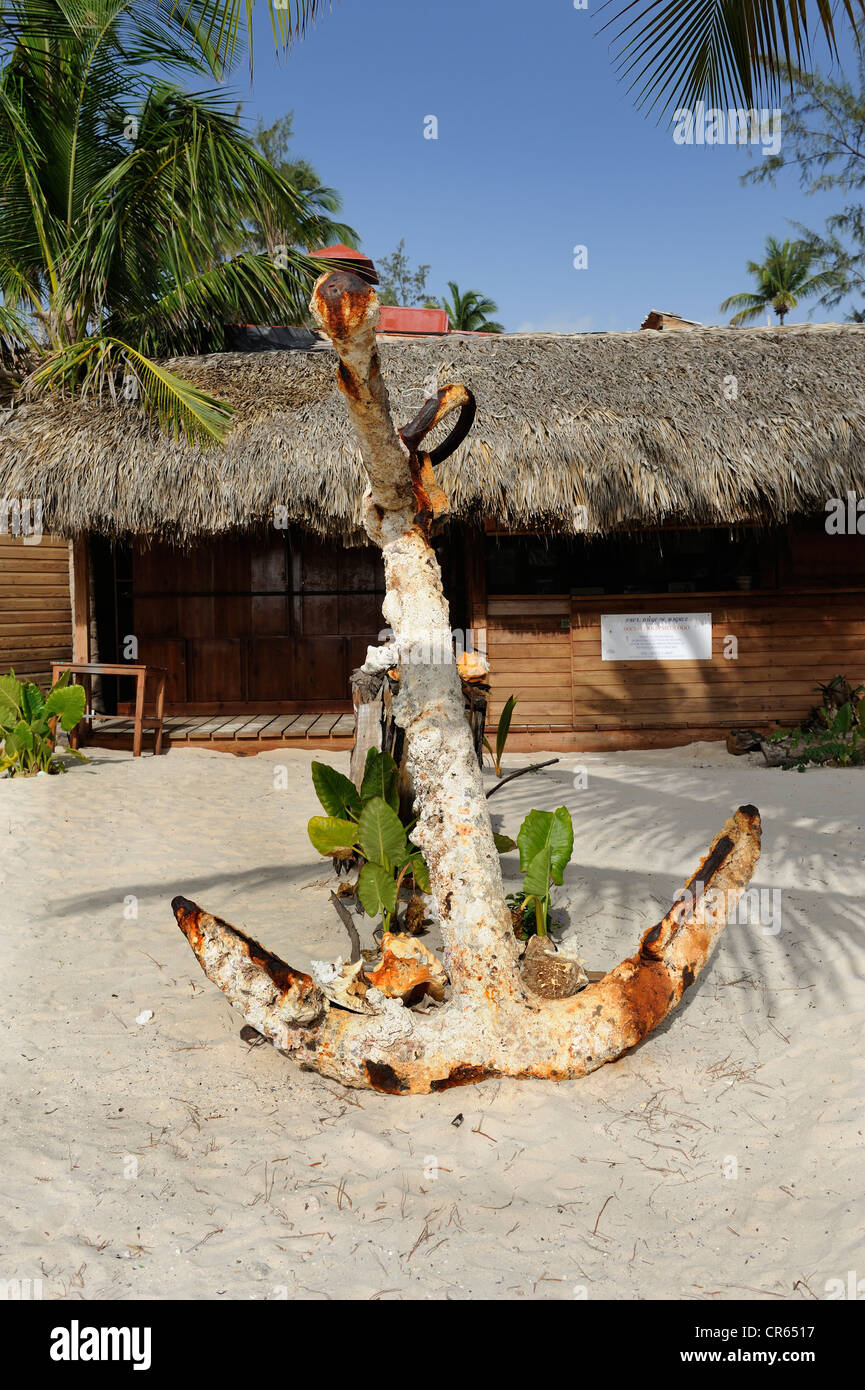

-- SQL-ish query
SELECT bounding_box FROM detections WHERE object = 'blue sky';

[232,0,862,332]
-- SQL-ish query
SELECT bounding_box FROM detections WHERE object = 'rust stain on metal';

[399,384,475,533]
[365,932,446,1003]
[399,384,476,464]
[430,1064,501,1091]
[641,923,663,954]
[682,833,735,900]
[171,896,321,1007]
[311,271,376,342]
[409,452,449,528]
[337,359,363,401]
[608,963,678,1047]
[364,1060,409,1093]
[512,1064,571,1082]
[172,895,205,951]
[640,819,743,964]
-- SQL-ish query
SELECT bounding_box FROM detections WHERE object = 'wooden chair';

[51,663,167,757]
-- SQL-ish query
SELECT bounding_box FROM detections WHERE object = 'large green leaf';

[311,761,361,820]
[406,850,430,893]
[832,702,853,736]
[523,845,553,901]
[6,720,34,756]
[44,683,86,732]
[307,816,359,856]
[360,748,400,812]
[496,694,517,770]
[20,681,46,721]
[0,674,23,728]
[516,806,573,885]
[357,862,398,921]
[357,796,407,870]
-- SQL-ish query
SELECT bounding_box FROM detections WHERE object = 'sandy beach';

[1,741,863,1301]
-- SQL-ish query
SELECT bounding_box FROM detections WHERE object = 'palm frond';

[0,298,36,352]
[59,83,331,333]
[117,252,320,353]
[30,335,234,441]
[161,0,335,75]
[601,0,865,115]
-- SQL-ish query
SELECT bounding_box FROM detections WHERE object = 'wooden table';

[51,663,167,757]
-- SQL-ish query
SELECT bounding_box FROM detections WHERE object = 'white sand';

[1,741,863,1301]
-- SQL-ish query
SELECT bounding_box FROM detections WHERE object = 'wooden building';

[639,309,703,331]
[2,321,864,750]
[0,531,72,687]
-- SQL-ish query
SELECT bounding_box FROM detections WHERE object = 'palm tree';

[441,282,503,333]
[0,0,337,441]
[4,0,861,447]
[720,236,842,325]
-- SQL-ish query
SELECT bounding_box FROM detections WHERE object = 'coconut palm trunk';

[172,272,763,1093]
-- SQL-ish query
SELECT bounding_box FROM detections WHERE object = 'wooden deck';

[78,710,736,757]
[81,710,356,755]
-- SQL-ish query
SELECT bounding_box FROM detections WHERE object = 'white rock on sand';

[1,742,862,1300]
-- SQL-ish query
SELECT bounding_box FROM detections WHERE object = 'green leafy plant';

[484,694,517,778]
[765,676,865,769]
[787,724,865,770]
[505,805,574,937]
[815,675,864,727]
[0,669,87,776]
[307,749,429,931]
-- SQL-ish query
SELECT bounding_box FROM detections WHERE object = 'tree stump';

[350,664,488,801]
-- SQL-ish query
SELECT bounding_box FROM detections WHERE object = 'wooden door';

[128,529,384,712]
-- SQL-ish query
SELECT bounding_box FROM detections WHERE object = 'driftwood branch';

[330,891,361,964]
[486,758,559,798]
[171,271,764,1094]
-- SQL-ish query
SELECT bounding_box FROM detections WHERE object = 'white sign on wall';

[601,612,712,662]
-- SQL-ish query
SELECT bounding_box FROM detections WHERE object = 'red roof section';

[377,305,450,335]
[309,242,368,262]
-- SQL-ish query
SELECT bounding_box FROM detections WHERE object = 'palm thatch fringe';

[1,323,863,541]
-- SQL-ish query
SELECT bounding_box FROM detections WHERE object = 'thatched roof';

[2,322,864,541]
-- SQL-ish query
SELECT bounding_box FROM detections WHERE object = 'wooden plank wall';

[486,596,573,729]
[487,591,865,741]
[0,534,72,686]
